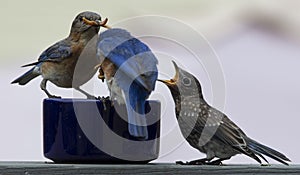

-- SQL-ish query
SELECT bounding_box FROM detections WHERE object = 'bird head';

[158,61,203,100]
[70,11,110,35]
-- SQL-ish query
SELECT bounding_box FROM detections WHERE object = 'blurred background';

[1,0,300,164]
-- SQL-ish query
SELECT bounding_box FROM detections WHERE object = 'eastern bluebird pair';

[97,28,158,139]
[159,61,290,165]
[12,11,109,98]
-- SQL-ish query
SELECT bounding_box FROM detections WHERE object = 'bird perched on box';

[159,61,290,165]
[12,11,109,98]
[97,28,158,139]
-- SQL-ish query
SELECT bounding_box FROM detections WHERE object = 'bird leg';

[40,79,61,98]
[176,158,211,165]
[75,87,95,99]
[176,157,228,166]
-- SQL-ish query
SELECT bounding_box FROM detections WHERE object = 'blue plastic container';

[43,98,160,163]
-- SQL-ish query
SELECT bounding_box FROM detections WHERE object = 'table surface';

[0,162,300,175]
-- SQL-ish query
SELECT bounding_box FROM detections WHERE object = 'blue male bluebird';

[159,61,290,165]
[12,11,109,98]
[97,28,158,139]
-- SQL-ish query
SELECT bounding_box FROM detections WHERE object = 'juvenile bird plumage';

[159,61,290,165]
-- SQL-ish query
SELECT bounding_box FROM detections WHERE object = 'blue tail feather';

[126,84,148,139]
[11,67,39,85]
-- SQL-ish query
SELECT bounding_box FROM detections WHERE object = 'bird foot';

[48,95,61,99]
[207,160,223,165]
[176,160,206,165]
[96,96,111,110]
[261,163,270,167]
[176,159,223,166]
[176,161,189,165]
[96,96,110,101]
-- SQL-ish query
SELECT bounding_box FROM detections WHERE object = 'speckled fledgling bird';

[159,61,290,165]
[11,11,109,98]
[97,28,158,139]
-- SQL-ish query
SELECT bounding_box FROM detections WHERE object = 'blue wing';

[38,40,72,62]
[98,28,158,91]
[98,28,158,138]
[21,40,72,68]
[13,40,72,85]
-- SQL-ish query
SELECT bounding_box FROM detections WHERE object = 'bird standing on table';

[97,28,158,139]
[159,61,290,165]
[12,11,109,98]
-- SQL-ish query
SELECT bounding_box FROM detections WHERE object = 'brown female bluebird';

[159,61,290,165]
[97,28,158,139]
[11,11,109,98]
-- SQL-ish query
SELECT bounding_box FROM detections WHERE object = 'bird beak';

[157,60,180,86]
[82,17,111,29]
[157,79,176,86]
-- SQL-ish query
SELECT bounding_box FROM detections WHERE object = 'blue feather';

[98,28,158,138]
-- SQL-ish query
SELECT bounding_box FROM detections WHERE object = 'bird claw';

[176,161,187,165]
[261,163,270,166]
[96,96,110,101]
[207,161,223,165]
[176,159,223,165]
[176,161,205,165]
[96,96,111,110]
[48,95,61,99]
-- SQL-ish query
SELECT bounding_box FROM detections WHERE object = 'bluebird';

[97,28,158,139]
[11,11,109,98]
[158,61,290,165]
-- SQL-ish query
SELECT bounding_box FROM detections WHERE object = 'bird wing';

[194,105,261,163]
[21,40,72,67]
[98,34,158,91]
[97,29,158,138]
[38,40,72,62]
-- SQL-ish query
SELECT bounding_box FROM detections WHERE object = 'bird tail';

[11,67,40,85]
[126,96,148,140]
[246,137,291,165]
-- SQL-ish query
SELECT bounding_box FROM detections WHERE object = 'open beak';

[82,17,111,29]
[157,60,179,86]
[157,79,176,86]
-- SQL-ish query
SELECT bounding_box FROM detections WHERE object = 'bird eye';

[182,77,191,86]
